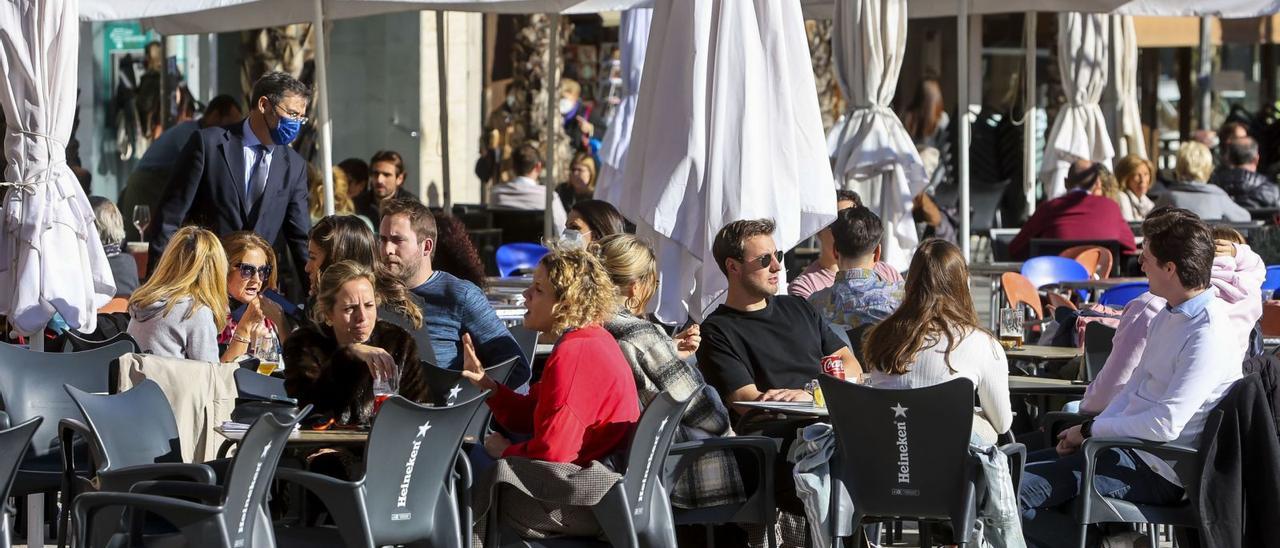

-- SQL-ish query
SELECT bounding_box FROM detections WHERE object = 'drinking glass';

[132,205,151,242]
[998,308,1025,350]
[253,330,281,375]
[371,361,401,415]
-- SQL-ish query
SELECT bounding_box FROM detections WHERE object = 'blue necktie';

[246,144,268,213]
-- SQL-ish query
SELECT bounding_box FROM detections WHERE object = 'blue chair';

[1021,256,1090,300]
[1263,265,1280,292]
[495,242,550,277]
[1098,282,1150,308]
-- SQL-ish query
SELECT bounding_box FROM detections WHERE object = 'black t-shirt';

[697,295,846,397]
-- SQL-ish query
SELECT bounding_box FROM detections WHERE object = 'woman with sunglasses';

[218,232,286,362]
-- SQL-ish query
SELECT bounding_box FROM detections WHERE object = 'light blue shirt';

[241,118,275,195]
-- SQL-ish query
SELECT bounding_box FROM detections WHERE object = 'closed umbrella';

[829,0,926,272]
[619,0,836,322]
[1040,12,1114,198]
[593,7,652,207]
[0,0,114,337]
[1113,15,1146,159]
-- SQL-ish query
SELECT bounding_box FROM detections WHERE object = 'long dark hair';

[901,78,945,144]
[863,239,982,374]
[309,215,423,328]
[431,212,488,290]
[570,200,626,239]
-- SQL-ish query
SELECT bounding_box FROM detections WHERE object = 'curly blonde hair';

[539,245,617,334]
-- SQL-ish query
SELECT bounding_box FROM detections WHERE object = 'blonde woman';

[218,232,288,362]
[1155,141,1250,221]
[1113,154,1156,221]
[127,226,228,363]
[307,164,370,228]
[555,153,597,210]
[461,246,638,539]
[595,234,744,510]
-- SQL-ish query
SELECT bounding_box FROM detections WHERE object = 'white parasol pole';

[436,10,452,210]
[1023,11,1037,215]
[543,13,560,241]
[958,0,971,261]
[312,0,335,216]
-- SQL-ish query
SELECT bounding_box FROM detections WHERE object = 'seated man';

[808,206,904,337]
[489,144,567,236]
[1020,208,1244,547]
[1210,137,1280,209]
[379,199,531,388]
[1009,160,1137,260]
[698,218,860,405]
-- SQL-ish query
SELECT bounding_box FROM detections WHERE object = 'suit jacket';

[1008,190,1137,260]
[149,121,311,273]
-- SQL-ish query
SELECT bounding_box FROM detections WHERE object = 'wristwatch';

[1080,419,1094,439]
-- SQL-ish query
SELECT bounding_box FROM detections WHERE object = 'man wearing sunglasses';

[698,218,862,407]
[150,71,313,293]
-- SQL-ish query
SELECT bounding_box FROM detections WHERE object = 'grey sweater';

[127,297,220,363]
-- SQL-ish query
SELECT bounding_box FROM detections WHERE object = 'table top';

[1008,376,1088,396]
[968,262,1024,276]
[1005,344,1082,361]
[215,426,369,444]
[731,400,829,417]
[1056,277,1147,290]
[486,276,532,289]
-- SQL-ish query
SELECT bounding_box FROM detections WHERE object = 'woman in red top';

[462,246,639,466]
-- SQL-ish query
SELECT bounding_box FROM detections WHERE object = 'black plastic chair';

[61,380,221,547]
[418,357,518,445]
[0,341,133,542]
[1082,322,1116,382]
[60,331,140,354]
[819,376,981,547]
[485,390,694,548]
[71,404,313,548]
[273,393,489,547]
[508,325,539,367]
[0,418,42,548]
[664,436,780,547]
[489,209,547,245]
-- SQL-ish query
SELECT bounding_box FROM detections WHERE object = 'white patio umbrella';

[593,7,652,207]
[829,0,927,272]
[1040,12,1114,198]
[0,0,114,337]
[1112,15,1146,159]
[618,0,837,322]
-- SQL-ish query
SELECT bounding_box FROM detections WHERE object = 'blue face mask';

[268,108,302,145]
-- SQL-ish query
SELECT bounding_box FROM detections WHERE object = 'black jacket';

[149,120,312,274]
[1195,374,1280,548]
[1241,354,1280,444]
[1210,168,1280,209]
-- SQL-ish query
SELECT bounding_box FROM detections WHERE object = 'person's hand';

[576,116,594,137]
[348,343,395,381]
[914,192,943,227]
[460,333,497,390]
[759,389,813,403]
[1214,239,1237,258]
[673,324,701,361]
[1055,424,1085,456]
[241,297,265,329]
[484,431,512,459]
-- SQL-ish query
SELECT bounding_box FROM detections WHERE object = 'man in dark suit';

[149,71,312,280]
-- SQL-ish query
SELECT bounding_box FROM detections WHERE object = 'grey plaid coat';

[604,311,746,508]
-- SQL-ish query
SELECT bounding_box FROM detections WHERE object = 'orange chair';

[1060,245,1113,280]
[1001,272,1043,320]
[97,297,128,314]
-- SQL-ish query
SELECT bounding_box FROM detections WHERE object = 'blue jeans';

[1019,447,1184,548]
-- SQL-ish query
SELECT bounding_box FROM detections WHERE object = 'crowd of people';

[69,69,1280,547]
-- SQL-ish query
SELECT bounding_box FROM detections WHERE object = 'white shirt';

[240,118,275,196]
[490,175,567,235]
[865,328,1013,445]
[1092,288,1243,484]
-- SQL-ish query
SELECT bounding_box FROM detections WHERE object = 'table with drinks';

[969,262,1024,330]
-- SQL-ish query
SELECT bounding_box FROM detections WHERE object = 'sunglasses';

[234,262,273,280]
[741,250,784,269]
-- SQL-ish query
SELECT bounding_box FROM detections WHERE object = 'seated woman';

[88,196,139,297]
[218,232,288,362]
[595,234,743,509]
[304,215,435,365]
[283,260,428,425]
[862,239,1012,445]
[564,199,626,245]
[127,226,227,363]
[461,246,639,539]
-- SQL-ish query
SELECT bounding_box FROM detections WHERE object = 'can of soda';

[821,355,845,380]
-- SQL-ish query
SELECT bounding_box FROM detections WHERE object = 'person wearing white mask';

[558,78,607,155]
[489,144,568,237]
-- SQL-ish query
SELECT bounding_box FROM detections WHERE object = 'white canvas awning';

[801,0,1280,20]
[593,7,651,208]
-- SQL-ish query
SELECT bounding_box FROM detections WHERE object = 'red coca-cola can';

[821,355,845,380]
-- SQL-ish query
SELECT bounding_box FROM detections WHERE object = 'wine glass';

[132,205,151,243]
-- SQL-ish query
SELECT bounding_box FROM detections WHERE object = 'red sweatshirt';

[1009,190,1137,260]
[487,325,640,465]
